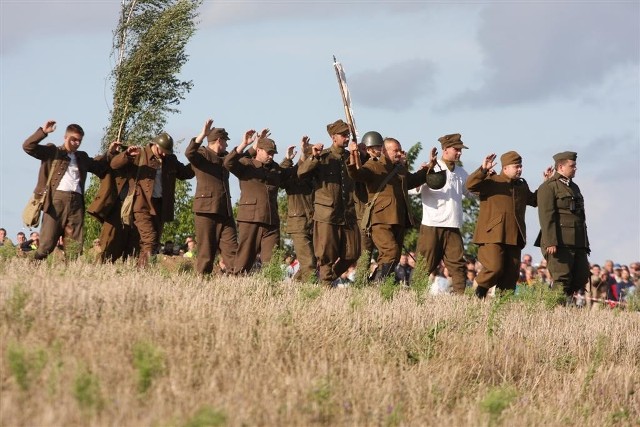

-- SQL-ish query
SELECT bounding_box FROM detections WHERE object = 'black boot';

[475,286,488,299]
[374,263,397,283]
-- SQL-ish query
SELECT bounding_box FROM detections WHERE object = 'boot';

[475,286,489,299]
[374,263,397,283]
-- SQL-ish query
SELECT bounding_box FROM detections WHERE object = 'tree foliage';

[84,0,200,246]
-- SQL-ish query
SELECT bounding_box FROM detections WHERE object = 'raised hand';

[285,145,297,160]
[428,147,438,168]
[259,128,271,139]
[311,143,324,157]
[543,166,554,180]
[197,118,214,143]
[481,153,497,173]
[42,120,57,134]
[126,146,141,157]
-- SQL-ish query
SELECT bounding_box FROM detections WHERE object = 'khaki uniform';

[186,138,238,275]
[281,162,316,282]
[23,127,108,259]
[353,149,375,257]
[224,148,294,273]
[298,145,360,284]
[466,168,537,291]
[110,144,194,267]
[348,155,427,279]
[535,172,590,295]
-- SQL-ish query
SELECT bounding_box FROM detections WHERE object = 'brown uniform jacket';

[185,138,233,218]
[347,156,427,227]
[224,148,294,225]
[86,167,129,222]
[535,172,589,250]
[297,145,357,226]
[23,127,109,211]
[280,162,314,234]
[466,168,537,248]
[110,144,194,222]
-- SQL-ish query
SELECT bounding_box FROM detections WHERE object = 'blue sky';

[1,1,638,265]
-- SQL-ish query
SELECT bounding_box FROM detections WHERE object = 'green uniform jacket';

[297,145,357,226]
[280,162,314,234]
[347,156,427,227]
[466,168,537,248]
[535,172,589,250]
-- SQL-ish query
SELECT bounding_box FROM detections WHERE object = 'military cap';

[207,128,230,142]
[326,119,350,136]
[500,151,522,167]
[438,133,468,149]
[256,137,278,153]
[553,151,577,162]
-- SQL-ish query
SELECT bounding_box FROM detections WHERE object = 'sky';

[1,0,639,265]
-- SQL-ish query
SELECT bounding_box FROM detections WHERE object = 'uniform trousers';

[371,223,404,265]
[544,247,590,295]
[289,227,316,282]
[416,225,466,293]
[314,221,361,285]
[98,199,139,263]
[194,212,238,275]
[134,197,164,268]
[235,221,279,274]
[35,190,84,260]
[476,243,521,291]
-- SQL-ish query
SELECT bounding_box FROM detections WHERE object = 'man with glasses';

[535,151,590,305]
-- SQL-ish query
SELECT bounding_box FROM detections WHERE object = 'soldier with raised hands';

[298,119,360,287]
[466,151,551,297]
[224,129,296,274]
[185,118,238,276]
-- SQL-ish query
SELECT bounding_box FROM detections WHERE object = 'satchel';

[120,192,135,226]
[22,194,44,228]
[359,163,401,235]
[22,154,60,229]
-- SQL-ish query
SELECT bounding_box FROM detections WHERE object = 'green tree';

[83,0,201,246]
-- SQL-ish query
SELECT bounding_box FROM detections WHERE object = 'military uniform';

[298,121,360,285]
[23,126,109,260]
[224,139,294,274]
[185,129,238,275]
[466,151,537,293]
[535,151,590,297]
[110,139,194,267]
[87,161,139,262]
[348,152,427,280]
[281,161,317,282]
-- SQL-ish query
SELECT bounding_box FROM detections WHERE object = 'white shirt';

[410,159,472,228]
[56,152,82,194]
[152,167,163,198]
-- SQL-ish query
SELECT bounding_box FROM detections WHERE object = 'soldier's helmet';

[153,132,174,154]
[362,131,383,147]
[426,164,447,190]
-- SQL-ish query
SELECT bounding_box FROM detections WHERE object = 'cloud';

[349,59,436,111]
[199,1,431,27]
[446,3,640,108]
[1,2,120,55]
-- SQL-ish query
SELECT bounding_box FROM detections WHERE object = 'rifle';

[333,55,362,168]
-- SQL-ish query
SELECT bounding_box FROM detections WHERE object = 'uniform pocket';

[486,214,503,232]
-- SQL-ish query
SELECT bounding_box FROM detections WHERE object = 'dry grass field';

[1,256,639,427]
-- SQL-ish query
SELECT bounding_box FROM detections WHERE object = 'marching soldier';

[185,119,238,276]
[347,135,428,281]
[413,133,472,294]
[352,133,381,260]
[224,130,296,274]
[535,151,590,304]
[23,120,112,260]
[110,132,194,268]
[281,136,317,282]
[466,151,551,297]
[298,119,361,286]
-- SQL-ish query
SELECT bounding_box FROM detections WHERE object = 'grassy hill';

[1,257,638,426]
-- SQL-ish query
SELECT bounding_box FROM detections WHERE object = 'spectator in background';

[183,240,197,258]
[466,265,477,288]
[16,232,26,248]
[0,228,13,246]
[630,262,640,286]
[589,264,608,301]
[617,268,635,302]
[536,266,549,284]
[395,253,413,286]
[613,264,623,283]
[21,232,39,252]
[522,253,533,267]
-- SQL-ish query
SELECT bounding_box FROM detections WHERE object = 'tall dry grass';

[0,256,638,426]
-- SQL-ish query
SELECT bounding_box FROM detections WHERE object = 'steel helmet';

[426,163,447,190]
[361,131,383,147]
[152,132,174,154]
